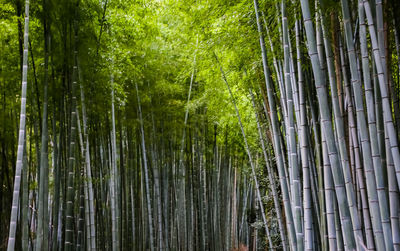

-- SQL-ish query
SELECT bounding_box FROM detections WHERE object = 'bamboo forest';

[3,0,400,250]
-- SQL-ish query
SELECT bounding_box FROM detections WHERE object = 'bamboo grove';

[1,0,400,250]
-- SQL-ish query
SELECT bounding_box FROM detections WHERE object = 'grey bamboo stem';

[7,1,30,249]
[135,83,155,251]
[253,0,296,248]
[299,0,358,248]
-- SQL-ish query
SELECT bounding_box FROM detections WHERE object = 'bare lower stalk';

[215,53,274,250]
[250,89,288,251]
[253,0,296,248]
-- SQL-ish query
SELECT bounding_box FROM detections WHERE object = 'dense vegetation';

[1,0,400,250]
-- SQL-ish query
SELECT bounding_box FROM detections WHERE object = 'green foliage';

[0,1,282,198]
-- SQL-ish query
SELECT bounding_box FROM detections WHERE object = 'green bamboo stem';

[35,18,50,251]
[64,23,79,251]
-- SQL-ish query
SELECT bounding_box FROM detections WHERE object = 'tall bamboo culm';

[7,1,30,250]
